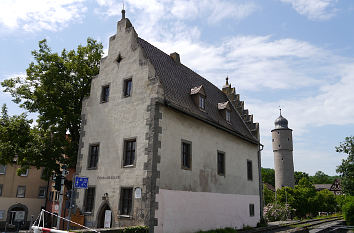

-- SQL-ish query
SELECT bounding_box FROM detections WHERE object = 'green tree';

[262,168,275,186]
[263,184,275,205]
[310,171,332,184]
[336,136,354,195]
[312,189,336,213]
[1,38,103,172]
[294,171,309,185]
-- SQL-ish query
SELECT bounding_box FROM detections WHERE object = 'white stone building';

[75,11,262,233]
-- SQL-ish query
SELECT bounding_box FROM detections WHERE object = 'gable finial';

[279,106,282,116]
[121,0,126,19]
[226,76,229,85]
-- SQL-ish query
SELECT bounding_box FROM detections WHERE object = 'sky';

[0,0,353,176]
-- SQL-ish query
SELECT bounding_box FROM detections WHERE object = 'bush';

[196,227,237,233]
[263,203,294,222]
[342,198,354,225]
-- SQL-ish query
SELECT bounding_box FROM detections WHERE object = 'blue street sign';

[74,176,88,189]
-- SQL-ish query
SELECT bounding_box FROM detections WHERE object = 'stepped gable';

[137,37,258,144]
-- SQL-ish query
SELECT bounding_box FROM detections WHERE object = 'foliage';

[336,136,354,195]
[1,38,103,172]
[342,198,354,225]
[263,203,294,222]
[310,171,336,184]
[263,184,275,205]
[294,171,309,185]
[261,168,275,186]
[122,226,149,233]
[336,195,354,211]
[196,228,237,233]
[312,189,337,213]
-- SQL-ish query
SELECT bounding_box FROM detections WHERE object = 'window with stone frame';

[38,187,46,198]
[83,187,95,213]
[101,84,110,103]
[0,165,5,174]
[181,141,192,170]
[123,78,132,97]
[123,139,136,167]
[247,160,253,181]
[17,185,26,198]
[249,203,255,217]
[119,187,133,216]
[87,144,99,169]
[217,151,225,176]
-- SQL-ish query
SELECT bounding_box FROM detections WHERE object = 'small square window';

[0,184,3,196]
[101,85,110,103]
[249,203,255,217]
[20,169,29,177]
[123,79,132,97]
[119,187,133,216]
[199,95,205,110]
[247,160,253,181]
[217,152,225,176]
[38,187,46,198]
[226,110,231,123]
[181,141,192,170]
[123,139,136,167]
[0,165,5,175]
[17,186,26,198]
[88,144,99,169]
[84,187,95,213]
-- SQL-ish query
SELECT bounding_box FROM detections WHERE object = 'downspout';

[258,143,264,220]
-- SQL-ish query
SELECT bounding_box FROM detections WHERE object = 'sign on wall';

[14,211,25,221]
[135,187,141,199]
[74,176,89,189]
[104,210,112,228]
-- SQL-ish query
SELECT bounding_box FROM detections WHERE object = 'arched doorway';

[7,203,28,229]
[96,202,112,228]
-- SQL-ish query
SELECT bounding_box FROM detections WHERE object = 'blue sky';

[1,0,353,176]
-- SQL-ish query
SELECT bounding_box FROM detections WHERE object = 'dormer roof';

[218,101,231,110]
[190,85,205,96]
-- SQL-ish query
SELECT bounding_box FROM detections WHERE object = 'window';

[20,169,29,177]
[123,139,136,167]
[87,144,99,169]
[83,187,95,213]
[49,191,54,201]
[217,152,225,176]
[226,110,231,123]
[247,160,253,181]
[249,203,255,217]
[119,187,133,216]
[0,165,6,174]
[0,184,3,196]
[199,95,205,110]
[38,187,46,198]
[101,85,110,103]
[123,78,132,97]
[181,141,192,170]
[17,186,26,198]
[54,191,59,201]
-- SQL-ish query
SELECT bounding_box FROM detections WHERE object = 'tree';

[262,168,275,186]
[310,171,332,184]
[1,38,103,172]
[263,184,275,205]
[336,136,354,195]
[294,171,309,185]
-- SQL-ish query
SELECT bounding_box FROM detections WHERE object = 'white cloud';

[0,0,87,32]
[280,0,338,20]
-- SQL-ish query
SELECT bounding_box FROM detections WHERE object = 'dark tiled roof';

[314,184,332,190]
[137,37,258,144]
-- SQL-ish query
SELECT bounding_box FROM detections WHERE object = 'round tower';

[271,110,295,190]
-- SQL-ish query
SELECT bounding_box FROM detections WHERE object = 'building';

[75,11,262,233]
[0,164,47,230]
[314,179,342,196]
[271,111,295,190]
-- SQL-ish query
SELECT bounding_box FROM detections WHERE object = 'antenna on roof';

[121,0,126,19]
[279,106,282,116]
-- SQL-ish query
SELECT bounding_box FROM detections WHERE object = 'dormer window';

[191,85,206,111]
[218,101,232,124]
[199,95,205,110]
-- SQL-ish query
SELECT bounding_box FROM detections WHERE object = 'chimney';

[170,52,180,64]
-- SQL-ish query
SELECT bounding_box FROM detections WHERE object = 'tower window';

[88,144,99,169]
[123,78,132,97]
[181,141,192,170]
[83,187,95,213]
[101,85,110,103]
[288,138,290,141]
[119,187,133,216]
[272,139,274,142]
[249,204,255,217]
[123,139,136,167]
[217,152,225,176]
[117,54,123,63]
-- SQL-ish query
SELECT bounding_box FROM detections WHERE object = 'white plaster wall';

[155,189,260,233]
[159,106,260,195]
